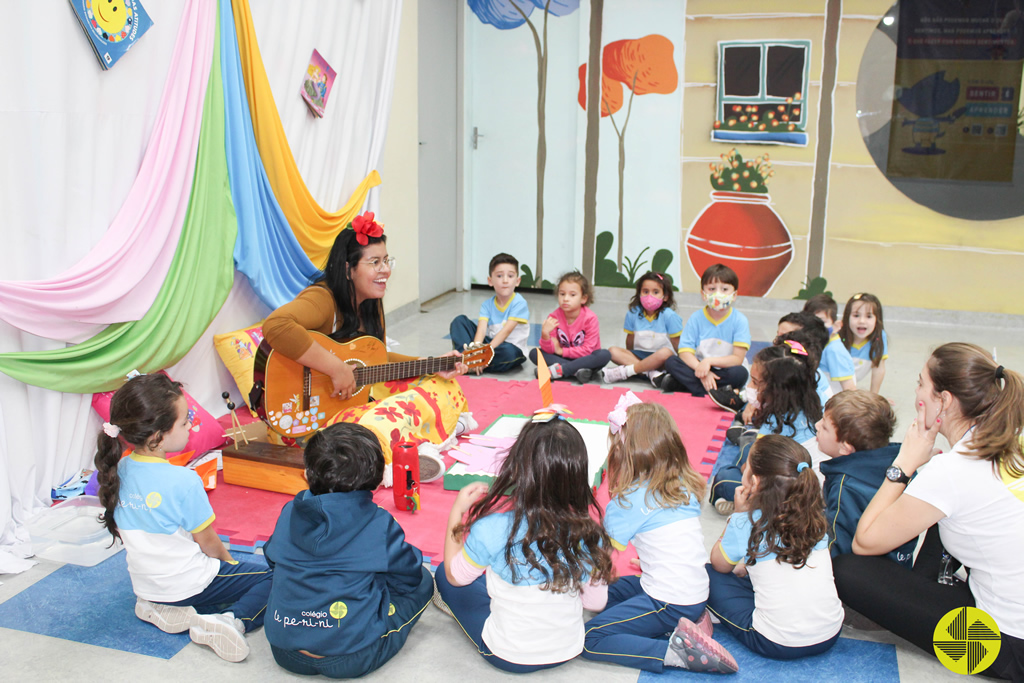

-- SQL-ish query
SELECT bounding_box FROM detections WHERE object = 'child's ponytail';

[95,428,125,541]
[93,374,184,543]
[745,436,827,568]
[751,344,822,432]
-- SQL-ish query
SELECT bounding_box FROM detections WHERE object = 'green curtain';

[0,14,237,394]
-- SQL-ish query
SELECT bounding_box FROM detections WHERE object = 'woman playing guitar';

[262,212,471,485]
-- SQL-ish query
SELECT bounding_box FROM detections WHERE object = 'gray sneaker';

[189,613,250,663]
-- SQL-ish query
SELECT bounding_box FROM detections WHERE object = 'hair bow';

[102,422,121,438]
[350,211,385,246]
[533,404,572,423]
[783,340,808,356]
[608,391,644,435]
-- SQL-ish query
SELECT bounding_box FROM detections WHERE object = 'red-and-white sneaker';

[665,616,738,674]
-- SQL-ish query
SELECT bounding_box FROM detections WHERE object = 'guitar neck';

[352,356,457,386]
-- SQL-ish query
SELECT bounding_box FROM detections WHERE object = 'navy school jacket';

[263,489,424,656]
[820,443,916,568]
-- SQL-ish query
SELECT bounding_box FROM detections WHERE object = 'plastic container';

[28,495,123,566]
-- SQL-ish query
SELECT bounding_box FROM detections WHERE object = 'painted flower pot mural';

[683,150,792,297]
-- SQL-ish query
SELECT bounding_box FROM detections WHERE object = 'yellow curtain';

[231,0,381,268]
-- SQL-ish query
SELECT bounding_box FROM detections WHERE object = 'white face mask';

[743,385,760,409]
[704,290,735,311]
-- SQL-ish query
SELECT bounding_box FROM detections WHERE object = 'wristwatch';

[885,465,910,485]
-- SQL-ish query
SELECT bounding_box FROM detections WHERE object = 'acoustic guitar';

[250,333,492,438]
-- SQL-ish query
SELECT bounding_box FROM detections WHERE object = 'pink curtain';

[0,0,215,343]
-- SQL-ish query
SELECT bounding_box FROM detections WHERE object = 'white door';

[418,0,460,302]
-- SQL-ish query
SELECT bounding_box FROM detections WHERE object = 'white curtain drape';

[0,0,403,561]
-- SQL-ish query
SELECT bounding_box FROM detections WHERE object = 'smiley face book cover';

[69,0,153,70]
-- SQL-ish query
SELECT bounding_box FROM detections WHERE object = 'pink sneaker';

[666,616,738,674]
[696,609,714,638]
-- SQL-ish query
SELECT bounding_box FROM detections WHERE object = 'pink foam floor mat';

[209,377,732,574]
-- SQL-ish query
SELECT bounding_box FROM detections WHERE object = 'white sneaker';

[189,612,250,662]
[646,370,666,387]
[418,442,446,483]
[455,412,478,436]
[714,498,735,516]
[135,598,199,634]
[602,365,634,383]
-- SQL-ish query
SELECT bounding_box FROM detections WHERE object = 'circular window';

[856,2,1024,220]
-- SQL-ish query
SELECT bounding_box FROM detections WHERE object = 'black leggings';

[833,527,1023,680]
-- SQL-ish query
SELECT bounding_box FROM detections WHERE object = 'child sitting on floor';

[661,264,750,404]
[707,436,844,660]
[530,271,611,383]
[264,422,433,678]
[434,410,616,673]
[710,342,822,515]
[802,293,857,393]
[816,391,915,567]
[95,374,271,662]
[841,292,889,394]
[602,271,682,386]
[449,253,529,373]
[583,396,738,674]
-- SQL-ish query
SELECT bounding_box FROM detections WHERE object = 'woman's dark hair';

[453,419,615,592]
[628,271,676,316]
[316,228,387,342]
[304,423,384,494]
[745,435,826,568]
[927,343,1024,477]
[774,329,823,390]
[95,374,184,542]
[840,292,886,367]
[751,344,822,433]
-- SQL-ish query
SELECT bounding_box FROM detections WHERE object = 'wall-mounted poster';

[712,40,810,147]
[887,0,1024,182]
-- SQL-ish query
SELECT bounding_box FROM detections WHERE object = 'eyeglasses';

[362,256,396,272]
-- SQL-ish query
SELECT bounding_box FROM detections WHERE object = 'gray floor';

[3,288,1022,681]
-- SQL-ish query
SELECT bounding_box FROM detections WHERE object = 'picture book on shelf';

[300,49,337,118]
[68,0,153,70]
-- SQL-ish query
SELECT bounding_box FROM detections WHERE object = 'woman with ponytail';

[837,343,1024,680]
[707,435,844,659]
[95,374,271,663]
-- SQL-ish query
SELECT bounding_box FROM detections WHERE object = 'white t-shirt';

[115,454,220,602]
[463,512,591,665]
[904,433,1024,638]
[719,510,844,647]
[605,485,707,606]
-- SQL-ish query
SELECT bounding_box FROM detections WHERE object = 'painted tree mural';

[468,0,580,283]
[578,34,678,270]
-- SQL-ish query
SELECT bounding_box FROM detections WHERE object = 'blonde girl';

[582,397,738,674]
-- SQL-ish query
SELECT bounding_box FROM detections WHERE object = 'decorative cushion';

[212,322,265,417]
[91,371,227,458]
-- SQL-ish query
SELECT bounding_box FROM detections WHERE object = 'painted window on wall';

[712,40,810,147]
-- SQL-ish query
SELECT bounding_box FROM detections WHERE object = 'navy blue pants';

[449,315,526,373]
[434,562,573,673]
[582,575,705,673]
[158,559,272,632]
[529,348,611,377]
[270,565,433,678]
[709,440,754,504]
[663,355,748,397]
[706,564,840,659]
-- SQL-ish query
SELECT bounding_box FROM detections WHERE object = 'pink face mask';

[640,295,664,312]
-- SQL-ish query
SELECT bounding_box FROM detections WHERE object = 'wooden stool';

[222,442,306,495]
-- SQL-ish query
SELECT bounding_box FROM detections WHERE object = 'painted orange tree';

[468,0,580,285]
[578,34,677,271]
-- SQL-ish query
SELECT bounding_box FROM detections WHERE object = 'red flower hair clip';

[350,211,384,246]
